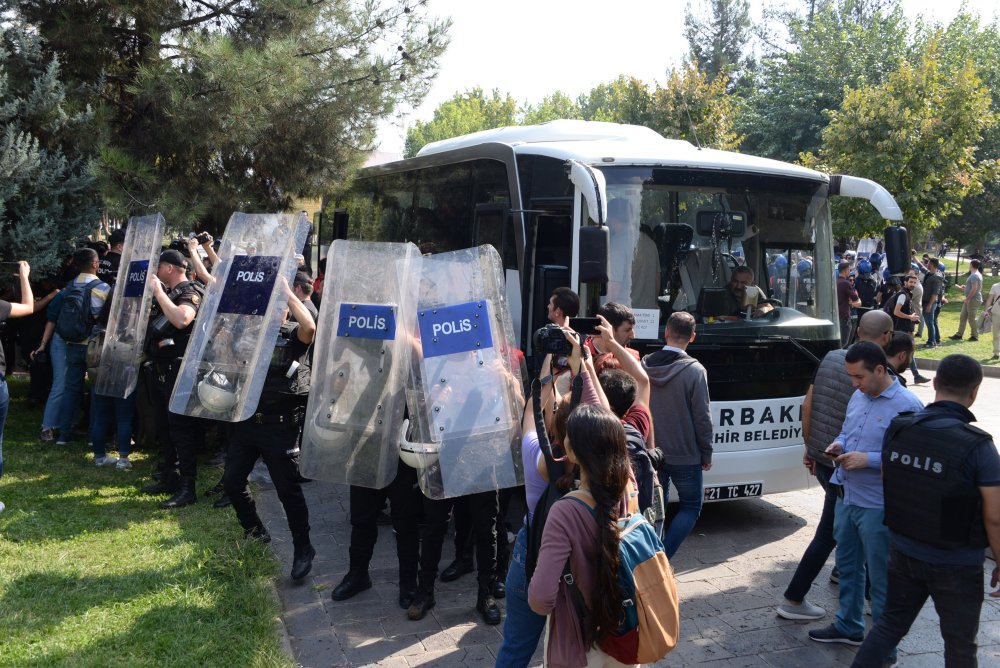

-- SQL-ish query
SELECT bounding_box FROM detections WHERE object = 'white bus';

[334,120,904,501]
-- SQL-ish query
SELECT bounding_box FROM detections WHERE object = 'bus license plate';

[703,482,763,501]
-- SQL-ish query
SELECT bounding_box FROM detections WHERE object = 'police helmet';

[857,259,872,274]
[197,369,238,413]
[397,419,440,469]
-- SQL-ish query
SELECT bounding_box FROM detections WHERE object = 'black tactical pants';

[347,461,423,586]
[417,489,499,593]
[223,419,309,537]
[148,360,200,479]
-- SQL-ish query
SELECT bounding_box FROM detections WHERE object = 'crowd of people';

[1,234,999,667]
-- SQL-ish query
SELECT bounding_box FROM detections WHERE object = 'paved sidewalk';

[256,373,1000,667]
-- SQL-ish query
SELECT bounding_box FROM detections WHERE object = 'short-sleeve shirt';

[98,252,121,285]
[836,276,857,320]
[0,300,11,377]
[964,271,983,302]
[622,403,652,444]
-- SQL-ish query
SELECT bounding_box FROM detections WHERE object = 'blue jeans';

[784,464,838,602]
[0,378,8,478]
[853,548,983,668]
[90,389,136,458]
[41,334,68,428]
[57,342,88,435]
[659,463,704,558]
[833,499,889,638]
[931,302,942,344]
[495,526,546,667]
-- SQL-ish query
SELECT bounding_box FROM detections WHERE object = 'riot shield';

[169,212,309,421]
[404,245,524,499]
[94,214,165,398]
[299,240,421,488]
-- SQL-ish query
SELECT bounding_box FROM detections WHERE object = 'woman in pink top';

[527,404,635,668]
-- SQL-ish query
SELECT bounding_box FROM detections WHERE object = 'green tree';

[741,0,909,161]
[8,0,449,231]
[404,87,518,157]
[801,37,998,240]
[683,0,753,84]
[522,91,581,125]
[577,75,652,125]
[649,63,743,150]
[0,26,100,273]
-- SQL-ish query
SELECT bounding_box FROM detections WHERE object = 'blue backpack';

[561,492,679,664]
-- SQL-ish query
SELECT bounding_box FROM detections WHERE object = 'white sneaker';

[776,599,826,620]
[116,457,133,471]
[95,455,119,467]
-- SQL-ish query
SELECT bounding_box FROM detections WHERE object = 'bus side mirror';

[883,225,910,274]
[578,226,609,283]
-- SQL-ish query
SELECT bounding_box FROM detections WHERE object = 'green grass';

[0,378,293,668]
[916,267,999,364]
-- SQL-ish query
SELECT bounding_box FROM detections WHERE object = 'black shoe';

[950,334,963,340]
[969,337,979,342]
[492,579,506,599]
[399,587,418,609]
[439,559,474,582]
[244,524,271,543]
[331,572,373,601]
[407,591,436,620]
[476,588,502,625]
[291,544,316,581]
[212,495,232,508]
[913,375,931,385]
[159,477,197,509]
[141,477,179,495]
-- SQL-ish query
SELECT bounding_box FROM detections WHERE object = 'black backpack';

[55,278,101,342]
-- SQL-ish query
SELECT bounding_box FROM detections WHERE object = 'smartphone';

[0,262,20,275]
[569,317,601,336]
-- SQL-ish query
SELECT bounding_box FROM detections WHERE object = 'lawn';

[0,378,293,668]
[915,264,999,364]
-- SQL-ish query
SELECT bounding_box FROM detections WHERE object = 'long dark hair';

[564,404,630,646]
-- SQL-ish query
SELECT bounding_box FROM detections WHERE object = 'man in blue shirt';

[853,355,1000,667]
[808,342,923,647]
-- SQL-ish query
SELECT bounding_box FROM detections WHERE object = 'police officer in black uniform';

[98,228,126,285]
[140,249,205,508]
[221,277,316,580]
[853,354,1000,667]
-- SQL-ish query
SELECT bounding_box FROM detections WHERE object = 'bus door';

[522,198,572,359]
[473,203,520,336]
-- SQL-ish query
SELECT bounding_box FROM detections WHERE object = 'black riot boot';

[407,586,436,621]
[141,470,180,495]
[159,476,197,509]
[290,532,315,581]
[476,584,502,625]
[399,569,418,609]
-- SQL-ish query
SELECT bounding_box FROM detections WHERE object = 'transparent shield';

[94,214,165,398]
[169,212,310,421]
[406,245,524,499]
[299,240,421,488]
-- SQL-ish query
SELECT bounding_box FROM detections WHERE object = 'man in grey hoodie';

[642,311,713,557]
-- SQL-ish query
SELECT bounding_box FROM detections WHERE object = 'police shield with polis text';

[403,245,524,499]
[300,240,421,488]
[94,213,165,398]
[169,212,309,421]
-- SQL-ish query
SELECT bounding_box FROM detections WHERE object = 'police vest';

[145,281,205,359]
[882,411,990,550]
[261,322,311,402]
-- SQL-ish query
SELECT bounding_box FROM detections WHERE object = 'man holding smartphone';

[1,261,35,513]
[808,342,922,652]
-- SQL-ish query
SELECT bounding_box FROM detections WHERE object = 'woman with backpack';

[528,404,636,668]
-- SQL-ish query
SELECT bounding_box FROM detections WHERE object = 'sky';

[375,0,1000,155]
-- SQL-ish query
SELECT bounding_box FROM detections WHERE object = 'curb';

[915,356,1000,378]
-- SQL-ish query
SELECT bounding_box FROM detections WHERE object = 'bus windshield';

[583,166,834,325]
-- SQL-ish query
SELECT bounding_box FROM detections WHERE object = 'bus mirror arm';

[829,175,903,222]
[566,160,607,224]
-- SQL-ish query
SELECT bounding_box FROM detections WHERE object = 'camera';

[533,323,574,356]
[196,232,211,245]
